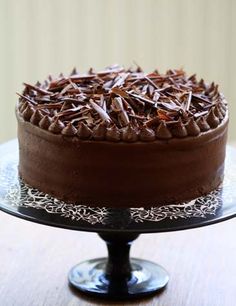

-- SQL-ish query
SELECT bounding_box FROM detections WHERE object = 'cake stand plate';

[0,145,236,299]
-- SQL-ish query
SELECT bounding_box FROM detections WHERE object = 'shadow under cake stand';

[0,147,236,300]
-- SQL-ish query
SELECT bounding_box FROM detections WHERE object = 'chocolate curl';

[188,73,197,83]
[112,97,130,127]
[60,83,73,95]
[17,66,225,142]
[23,82,53,95]
[35,81,41,87]
[56,106,84,119]
[111,87,130,98]
[144,75,159,89]
[153,91,160,102]
[184,91,192,111]
[90,99,111,123]
[112,73,129,88]
[70,67,78,75]
[16,92,37,105]
[127,92,155,106]
[199,78,206,89]
[156,121,172,140]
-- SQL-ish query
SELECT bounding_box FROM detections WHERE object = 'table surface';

[0,140,236,306]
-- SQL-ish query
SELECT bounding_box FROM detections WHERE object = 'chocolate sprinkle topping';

[17,65,228,141]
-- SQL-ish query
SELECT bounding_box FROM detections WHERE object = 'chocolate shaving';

[112,97,130,127]
[23,83,53,95]
[111,87,129,98]
[17,66,226,140]
[16,93,37,105]
[90,99,111,123]
[144,76,159,90]
[185,91,192,111]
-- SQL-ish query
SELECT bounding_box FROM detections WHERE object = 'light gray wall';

[0,0,235,143]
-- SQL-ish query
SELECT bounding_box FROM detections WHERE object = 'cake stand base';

[68,233,169,299]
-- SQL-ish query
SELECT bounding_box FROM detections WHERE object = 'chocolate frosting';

[49,118,65,134]
[171,120,188,138]
[22,106,34,121]
[62,122,77,136]
[214,105,223,121]
[17,65,228,142]
[17,112,228,207]
[220,105,226,116]
[196,117,210,132]
[207,108,220,128]
[185,117,201,136]
[122,125,139,142]
[77,122,92,139]
[16,66,229,208]
[39,115,52,130]
[156,121,172,139]
[92,122,106,140]
[19,101,28,113]
[106,125,121,142]
[139,126,156,142]
[30,110,43,125]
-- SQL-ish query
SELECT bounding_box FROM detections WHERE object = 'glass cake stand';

[0,144,236,300]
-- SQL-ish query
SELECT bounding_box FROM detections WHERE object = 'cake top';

[17,64,227,142]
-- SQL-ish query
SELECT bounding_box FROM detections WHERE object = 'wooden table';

[0,140,236,306]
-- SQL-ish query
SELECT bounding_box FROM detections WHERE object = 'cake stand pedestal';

[68,232,169,299]
[0,146,236,300]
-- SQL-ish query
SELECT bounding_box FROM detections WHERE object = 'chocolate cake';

[16,65,228,207]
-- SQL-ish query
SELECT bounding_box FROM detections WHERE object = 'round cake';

[16,65,228,207]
